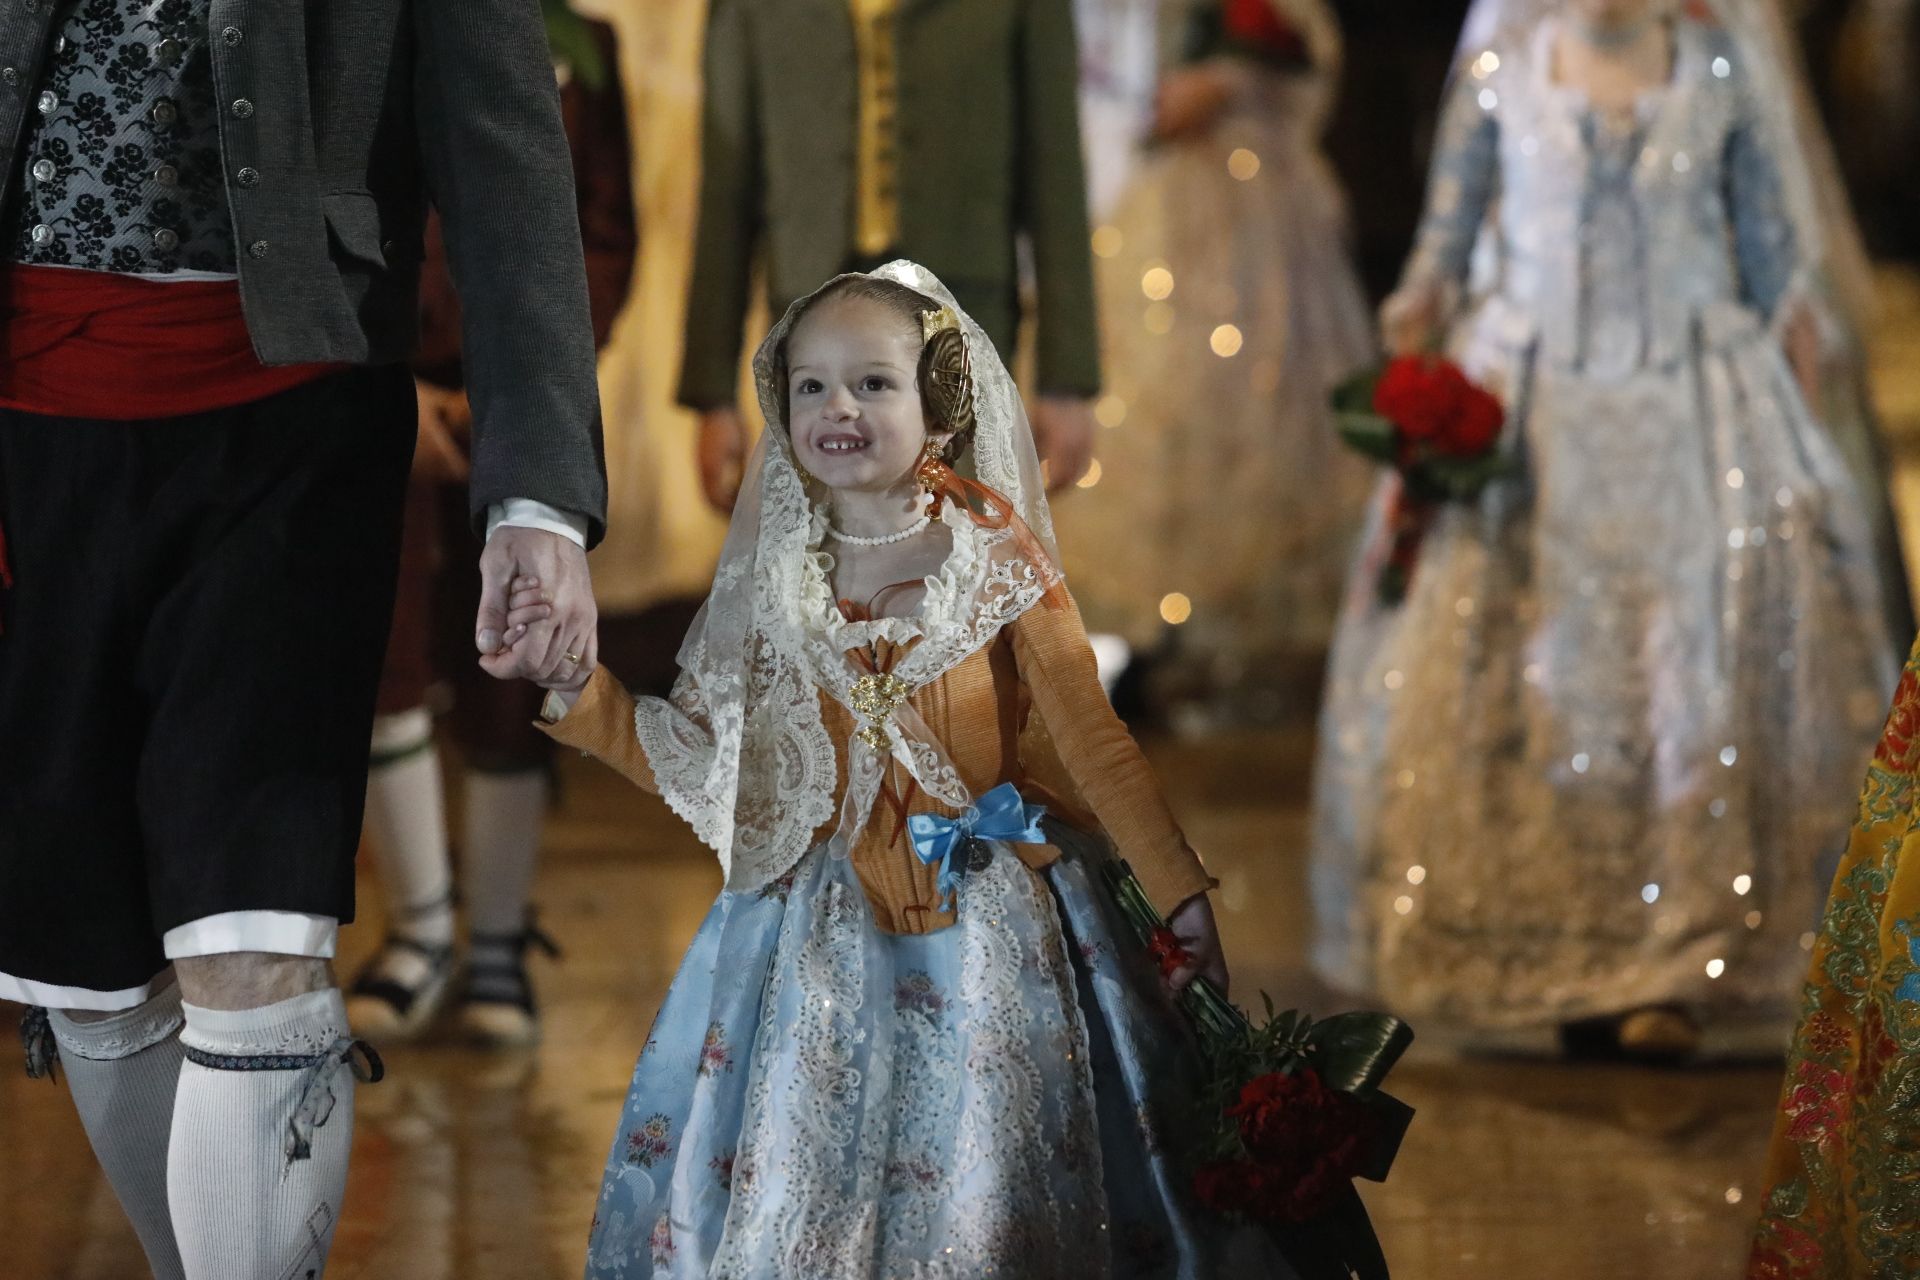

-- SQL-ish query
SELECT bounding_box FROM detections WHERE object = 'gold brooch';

[850,672,912,751]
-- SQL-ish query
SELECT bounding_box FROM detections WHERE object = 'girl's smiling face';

[786,295,937,495]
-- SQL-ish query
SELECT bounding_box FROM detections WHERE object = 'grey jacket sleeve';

[412,0,609,547]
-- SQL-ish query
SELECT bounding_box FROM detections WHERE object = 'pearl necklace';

[827,513,933,547]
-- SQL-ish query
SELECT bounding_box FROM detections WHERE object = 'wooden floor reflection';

[11,269,1920,1280]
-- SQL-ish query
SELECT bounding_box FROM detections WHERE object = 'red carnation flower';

[1222,0,1307,60]
[1435,381,1505,457]
[1221,1069,1373,1221]
[1372,356,1452,443]
[1147,927,1193,980]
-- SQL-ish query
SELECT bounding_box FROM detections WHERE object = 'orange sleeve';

[533,666,659,794]
[1010,594,1215,913]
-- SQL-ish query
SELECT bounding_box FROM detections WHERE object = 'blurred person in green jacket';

[681,0,1102,509]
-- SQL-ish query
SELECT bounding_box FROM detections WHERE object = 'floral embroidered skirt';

[582,827,1296,1279]
[1747,638,1920,1278]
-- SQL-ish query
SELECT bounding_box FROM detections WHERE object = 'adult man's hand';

[696,405,749,513]
[1031,396,1097,492]
[476,526,597,690]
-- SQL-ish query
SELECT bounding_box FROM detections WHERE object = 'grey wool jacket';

[0,0,608,544]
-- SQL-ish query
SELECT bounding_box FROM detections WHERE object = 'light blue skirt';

[583,825,1295,1279]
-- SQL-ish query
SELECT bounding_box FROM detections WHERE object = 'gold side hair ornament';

[919,304,975,452]
[921,305,961,343]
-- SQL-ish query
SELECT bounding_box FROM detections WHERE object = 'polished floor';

[8,274,1920,1280]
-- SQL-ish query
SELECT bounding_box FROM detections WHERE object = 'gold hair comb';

[921,306,961,344]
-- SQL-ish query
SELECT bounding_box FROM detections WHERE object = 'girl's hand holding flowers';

[1166,892,1230,996]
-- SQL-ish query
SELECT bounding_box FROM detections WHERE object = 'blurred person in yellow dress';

[1747,639,1920,1279]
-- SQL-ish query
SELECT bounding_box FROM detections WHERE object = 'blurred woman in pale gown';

[1310,0,1899,1060]
[1064,0,1375,720]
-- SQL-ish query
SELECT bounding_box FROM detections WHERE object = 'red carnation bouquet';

[1105,862,1414,1280]
[1333,355,1512,604]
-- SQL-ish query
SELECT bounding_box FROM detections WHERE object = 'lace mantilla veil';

[1451,0,1877,333]
[634,261,1064,893]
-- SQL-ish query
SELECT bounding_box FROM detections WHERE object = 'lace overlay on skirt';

[584,829,1294,1278]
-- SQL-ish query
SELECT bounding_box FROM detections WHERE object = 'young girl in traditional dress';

[511,262,1296,1278]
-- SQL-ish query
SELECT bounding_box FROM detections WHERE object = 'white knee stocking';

[47,984,189,1280]
[170,989,376,1280]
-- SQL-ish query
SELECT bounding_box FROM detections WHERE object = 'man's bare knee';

[58,1006,118,1023]
[173,953,333,1011]
[59,967,179,1022]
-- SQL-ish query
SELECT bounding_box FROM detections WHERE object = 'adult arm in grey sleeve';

[412,0,609,547]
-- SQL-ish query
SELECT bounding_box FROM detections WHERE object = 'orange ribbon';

[921,462,1065,610]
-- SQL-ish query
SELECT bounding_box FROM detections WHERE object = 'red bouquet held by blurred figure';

[1220,0,1308,64]
[1333,354,1511,604]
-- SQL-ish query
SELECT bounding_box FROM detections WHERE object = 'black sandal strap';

[464,920,560,1016]
[468,919,563,967]
[347,934,456,1012]
[349,976,427,1015]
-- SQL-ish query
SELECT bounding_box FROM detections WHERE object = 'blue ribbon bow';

[907,783,1048,910]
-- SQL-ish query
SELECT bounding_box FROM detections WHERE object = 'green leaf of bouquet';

[1336,413,1399,464]
[1330,366,1382,413]
[1304,1012,1416,1097]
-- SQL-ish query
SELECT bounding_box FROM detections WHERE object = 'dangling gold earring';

[916,437,945,495]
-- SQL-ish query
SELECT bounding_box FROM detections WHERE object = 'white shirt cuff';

[486,499,589,548]
[162,911,339,960]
